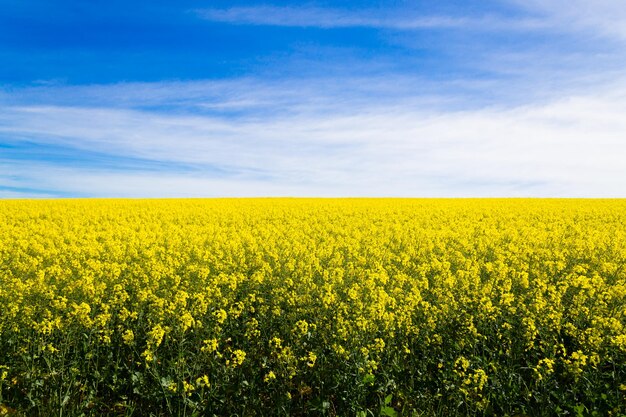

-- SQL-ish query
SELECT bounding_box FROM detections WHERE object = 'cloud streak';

[195,6,546,31]
[197,6,463,29]
[506,0,626,41]
[196,2,626,46]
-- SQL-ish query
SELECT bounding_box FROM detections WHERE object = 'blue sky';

[1,0,626,197]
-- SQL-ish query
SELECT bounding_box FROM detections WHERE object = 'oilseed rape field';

[0,199,625,416]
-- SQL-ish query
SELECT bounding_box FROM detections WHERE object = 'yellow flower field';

[0,199,624,416]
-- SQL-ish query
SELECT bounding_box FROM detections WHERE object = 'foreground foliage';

[0,199,625,416]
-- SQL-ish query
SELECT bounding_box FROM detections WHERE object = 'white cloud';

[2,78,626,197]
[195,2,626,44]
[195,6,545,31]
[196,6,462,29]
[506,0,626,41]
[0,190,58,199]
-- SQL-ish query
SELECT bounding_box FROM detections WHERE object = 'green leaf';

[573,404,586,417]
[362,374,375,384]
[380,406,398,417]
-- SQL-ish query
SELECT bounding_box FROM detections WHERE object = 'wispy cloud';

[506,0,626,41]
[196,6,461,29]
[195,6,545,31]
[196,2,626,45]
[2,77,626,197]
